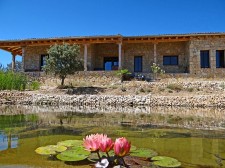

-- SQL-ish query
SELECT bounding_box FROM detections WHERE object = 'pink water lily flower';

[114,137,131,157]
[83,133,104,152]
[99,134,114,153]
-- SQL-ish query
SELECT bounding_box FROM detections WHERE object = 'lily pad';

[57,140,83,147]
[152,156,181,167]
[57,146,90,161]
[130,148,158,158]
[35,145,67,155]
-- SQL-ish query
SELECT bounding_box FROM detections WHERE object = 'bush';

[166,83,183,92]
[158,87,165,92]
[0,71,27,91]
[186,87,194,92]
[219,83,225,89]
[139,88,145,92]
[29,81,40,90]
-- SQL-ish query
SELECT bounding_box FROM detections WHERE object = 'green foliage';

[130,148,158,158]
[115,69,131,76]
[57,140,83,147]
[152,156,181,167]
[186,87,194,92]
[56,147,90,161]
[0,71,27,91]
[35,139,181,167]
[151,63,165,80]
[35,145,67,155]
[167,83,183,91]
[7,61,22,72]
[29,81,40,90]
[115,69,131,83]
[44,43,84,86]
[0,63,6,71]
[219,82,225,89]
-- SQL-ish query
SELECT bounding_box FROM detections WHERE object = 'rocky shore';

[1,91,225,108]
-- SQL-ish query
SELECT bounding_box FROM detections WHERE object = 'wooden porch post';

[118,43,122,69]
[154,43,157,63]
[84,44,88,71]
[22,47,25,72]
[11,53,16,71]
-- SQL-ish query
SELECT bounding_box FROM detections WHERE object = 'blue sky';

[0,0,225,66]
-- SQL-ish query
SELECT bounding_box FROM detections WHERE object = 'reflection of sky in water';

[0,131,18,151]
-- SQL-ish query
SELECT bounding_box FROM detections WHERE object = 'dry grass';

[37,75,225,96]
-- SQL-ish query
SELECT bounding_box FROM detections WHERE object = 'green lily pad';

[57,140,83,147]
[130,148,158,158]
[57,146,90,161]
[35,145,67,155]
[152,156,181,167]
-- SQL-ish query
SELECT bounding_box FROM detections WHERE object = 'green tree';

[44,44,83,86]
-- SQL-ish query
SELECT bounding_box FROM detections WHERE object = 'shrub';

[186,87,194,92]
[139,88,145,93]
[151,63,165,80]
[168,90,173,93]
[146,88,151,93]
[219,82,225,89]
[29,81,40,90]
[158,87,165,92]
[166,83,183,91]
[115,69,131,83]
[0,71,27,91]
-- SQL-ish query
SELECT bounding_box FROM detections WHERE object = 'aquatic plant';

[0,71,27,91]
[114,137,130,157]
[35,134,181,167]
[99,134,114,153]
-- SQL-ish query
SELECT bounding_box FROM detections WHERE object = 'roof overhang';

[0,33,225,56]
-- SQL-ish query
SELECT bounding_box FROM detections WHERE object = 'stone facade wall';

[123,43,154,73]
[189,37,225,77]
[123,42,187,73]
[24,46,49,71]
[93,43,118,70]
[157,42,188,73]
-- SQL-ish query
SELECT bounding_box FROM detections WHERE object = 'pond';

[0,105,225,168]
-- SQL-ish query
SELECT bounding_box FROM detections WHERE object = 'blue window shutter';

[216,51,220,68]
[134,56,142,72]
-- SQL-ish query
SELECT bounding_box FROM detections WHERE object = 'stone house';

[0,33,225,77]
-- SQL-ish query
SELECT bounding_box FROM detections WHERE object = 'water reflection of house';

[0,131,18,151]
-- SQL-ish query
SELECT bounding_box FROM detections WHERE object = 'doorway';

[104,57,118,70]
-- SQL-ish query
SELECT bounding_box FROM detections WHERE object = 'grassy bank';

[0,71,27,90]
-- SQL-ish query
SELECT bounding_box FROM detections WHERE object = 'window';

[163,56,178,65]
[216,50,225,68]
[134,56,142,72]
[40,54,48,70]
[200,50,210,68]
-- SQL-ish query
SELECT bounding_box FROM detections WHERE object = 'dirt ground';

[36,77,225,96]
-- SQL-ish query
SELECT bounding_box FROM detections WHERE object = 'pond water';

[0,105,225,168]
